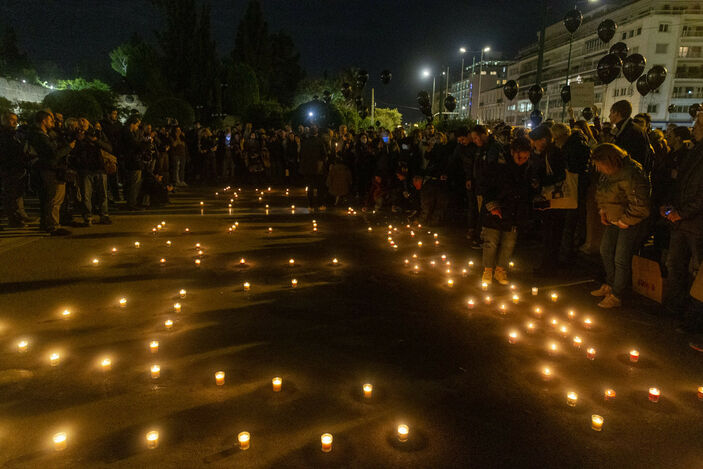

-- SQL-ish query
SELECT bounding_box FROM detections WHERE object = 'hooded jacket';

[595,155,650,227]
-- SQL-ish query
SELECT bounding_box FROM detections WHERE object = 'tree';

[123,37,170,106]
[268,32,304,107]
[244,100,284,129]
[42,90,103,122]
[0,26,34,81]
[143,97,195,128]
[0,97,12,116]
[373,108,402,130]
[222,62,259,116]
[232,0,271,96]
[109,44,131,77]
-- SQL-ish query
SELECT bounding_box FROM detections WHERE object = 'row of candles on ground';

[49,382,387,452]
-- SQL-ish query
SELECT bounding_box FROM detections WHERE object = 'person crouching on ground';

[591,143,651,308]
[480,136,533,285]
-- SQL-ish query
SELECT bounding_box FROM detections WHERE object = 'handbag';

[541,154,578,209]
[101,149,118,175]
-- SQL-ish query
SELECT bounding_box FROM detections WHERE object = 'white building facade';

[468,0,703,128]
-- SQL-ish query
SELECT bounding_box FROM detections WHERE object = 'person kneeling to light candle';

[590,143,650,308]
[479,137,533,286]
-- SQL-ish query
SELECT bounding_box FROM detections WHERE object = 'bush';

[42,90,103,122]
[143,97,195,128]
[0,97,13,116]
[244,100,285,129]
[290,100,346,130]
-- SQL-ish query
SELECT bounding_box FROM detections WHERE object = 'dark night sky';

[2,0,582,119]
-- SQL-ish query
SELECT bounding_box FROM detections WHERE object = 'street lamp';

[475,46,491,123]
[422,68,437,116]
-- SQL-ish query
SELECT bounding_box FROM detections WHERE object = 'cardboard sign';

[632,255,663,303]
[570,82,595,108]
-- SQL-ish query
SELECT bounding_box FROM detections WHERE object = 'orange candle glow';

[508,331,518,344]
[605,389,616,401]
[649,387,661,402]
[591,415,603,431]
[164,319,173,330]
[587,347,596,360]
[238,431,250,450]
[363,383,373,398]
[321,433,333,452]
[146,431,159,449]
[567,391,578,407]
[173,303,181,313]
[151,364,160,379]
[272,377,282,392]
[215,371,225,386]
[53,432,67,451]
[243,282,251,291]
[397,424,409,442]
[150,341,159,353]
[630,350,640,363]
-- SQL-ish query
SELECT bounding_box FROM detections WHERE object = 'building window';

[647,104,659,113]
[637,27,642,35]
[622,32,627,40]
[629,30,634,38]
[659,23,669,32]
[656,44,668,54]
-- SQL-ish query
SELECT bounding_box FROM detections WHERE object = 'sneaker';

[49,228,72,236]
[590,284,612,297]
[597,294,621,308]
[494,267,509,285]
[482,268,493,284]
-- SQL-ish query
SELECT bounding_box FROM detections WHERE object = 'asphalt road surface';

[0,186,701,469]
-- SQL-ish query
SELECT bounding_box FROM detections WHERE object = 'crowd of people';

[0,99,702,341]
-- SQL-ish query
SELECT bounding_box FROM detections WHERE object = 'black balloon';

[622,54,646,83]
[355,96,363,109]
[380,70,392,85]
[609,42,628,61]
[530,109,544,126]
[420,104,432,117]
[597,53,622,84]
[636,75,650,96]
[563,8,583,34]
[560,85,571,104]
[358,109,367,119]
[646,65,668,90]
[528,85,544,106]
[690,103,701,119]
[341,83,352,99]
[582,108,594,121]
[444,95,457,112]
[356,69,369,89]
[503,80,519,100]
[597,19,617,43]
[375,120,381,127]
[668,104,676,113]
[417,91,430,106]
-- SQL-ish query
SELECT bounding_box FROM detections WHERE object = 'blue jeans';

[482,227,517,270]
[81,172,108,220]
[600,223,645,297]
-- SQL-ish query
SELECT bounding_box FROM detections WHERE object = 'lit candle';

[605,389,616,401]
[195,243,201,248]
[508,331,518,344]
[134,241,140,248]
[112,247,118,254]
[272,377,282,392]
[567,391,578,407]
[550,319,559,328]
[397,424,409,442]
[467,298,475,309]
[268,227,273,233]
[184,228,190,232]
[548,342,558,355]
[166,240,172,247]
[101,358,112,371]
[289,258,295,266]
[160,258,166,265]
[146,431,159,449]
[238,432,250,450]
[291,278,298,288]
[468,260,474,267]
[18,340,28,353]
[499,303,507,314]
[534,307,542,317]
[559,325,569,337]
[531,287,538,296]
[512,294,520,304]
[526,322,536,333]
[243,282,250,291]
[413,264,420,273]
[412,253,418,258]
[430,261,436,267]
[462,268,467,276]
[92,258,100,265]
[363,383,373,399]
[50,352,60,367]
[404,259,409,265]
[481,282,488,291]
[698,386,703,400]
[573,336,582,348]
[173,303,181,313]
[484,295,492,304]
[53,432,67,451]
[509,261,515,270]
[62,309,71,319]
[418,241,423,247]
[119,298,127,308]
[629,350,639,363]
[591,415,604,432]
[332,258,339,265]
[194,259,201,266]
[215,371,225,386]
[321,433,333,452]
[179,289,186,298]
[551,292,558,302]
[583,318,593,329]
[648,387,661,403]
[542,367,552,381]
[150,341,159,353]
[151,364,160,379]
[368,227,372,232]
[200,201,204,206]
[164,319,173,330]
[510,284,516,290]
[447,279,454,287]
[587,347,596,360]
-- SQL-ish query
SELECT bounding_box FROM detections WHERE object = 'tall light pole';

[459,47,467,118]
[475,46,491,124]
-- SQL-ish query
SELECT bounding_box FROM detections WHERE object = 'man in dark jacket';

[610,99,651,171]
[73,118,113,224]
[0,112,35,228]
[29,111,75,235]
[101,109,123,202]
[479,136,533,285]
[299,125,329,211]
[451,127,478,242]
[121,116,148,210]
[662,115,703,340]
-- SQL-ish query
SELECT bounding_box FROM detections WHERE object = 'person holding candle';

[479,137,533,286]
[590,143,651,308]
